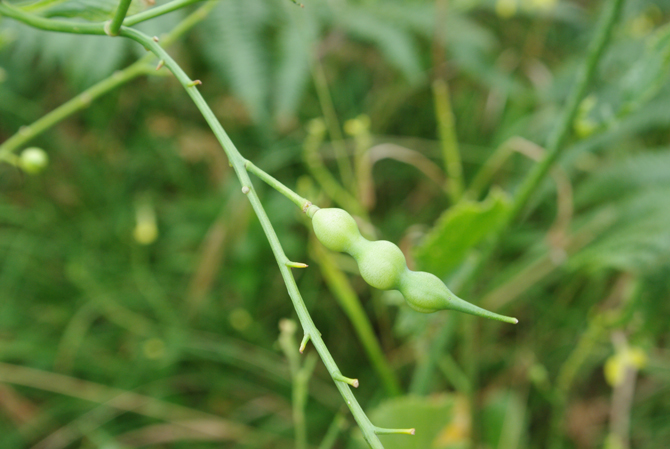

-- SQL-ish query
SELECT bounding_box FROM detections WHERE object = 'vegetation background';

[1,0,669,448]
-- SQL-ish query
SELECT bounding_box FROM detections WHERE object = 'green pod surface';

[397,270,518,323]
[351,239,407,291]
[312,208,361,252]
[311,208,517,324]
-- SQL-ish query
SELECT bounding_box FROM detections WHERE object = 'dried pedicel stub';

[309,207,517,324]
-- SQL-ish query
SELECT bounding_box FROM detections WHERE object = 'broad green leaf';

[414,188,511,279]
[18,0,149,22]
[349,394,468,449]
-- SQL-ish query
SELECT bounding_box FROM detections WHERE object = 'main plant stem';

[0,0,218,158]
[0,3,407,445]
[120,26,402,449]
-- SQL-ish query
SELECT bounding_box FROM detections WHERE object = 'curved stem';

[0,2,105,35]
[107,0,133,36]
[0,62,151,157]
[410,0,625,403]
[123,0,206,27]
[119,26,388,449]
[245,160,312,211]
[0,0,218,158]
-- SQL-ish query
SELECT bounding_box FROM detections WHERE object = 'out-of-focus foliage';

[1,0,670,448]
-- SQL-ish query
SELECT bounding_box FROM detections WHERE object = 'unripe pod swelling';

[311,207,517,324]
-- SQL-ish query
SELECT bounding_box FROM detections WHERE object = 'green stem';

[465,139,515,201]
[303,124,367,218]
[313,242,402,396]
[106,0,133,36]
[311,57,355,191]
[318,413,346,449]
[0,0,218,158]
[245,160,312,211]
[409,314,456,395]
[119,26,390,449]
[0,2,105,35]
[0,62,150,157]
[507,0,625,223]
[123,0,207,27]
[410,0,625,398]
[433,79,463,203]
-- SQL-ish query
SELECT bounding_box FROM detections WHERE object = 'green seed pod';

[352,239,407,290]
[398,270,517,323]
[311,207,517,324]
[19,147,49,174]
[312,208,362,252]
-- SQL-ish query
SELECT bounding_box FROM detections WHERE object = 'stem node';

[333,372,359,388]
[286,261,309,269]
[299,334,310,353]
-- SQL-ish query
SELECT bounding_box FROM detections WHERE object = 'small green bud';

[19,147,49,174]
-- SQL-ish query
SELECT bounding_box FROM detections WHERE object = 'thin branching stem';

[0,2,105,34]
[107,0,134,36]
[123,0,207,26]
[1,5,402,446]
[410,0,626,396]
[0,1,218,158]
[119,26,392,449]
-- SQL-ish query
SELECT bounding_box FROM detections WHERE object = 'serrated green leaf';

[348,394,467,449]
[414,189,511,279]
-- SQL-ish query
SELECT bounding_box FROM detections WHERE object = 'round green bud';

[312,208,362,253]
[20,147,49,174]
[353,240,407,291]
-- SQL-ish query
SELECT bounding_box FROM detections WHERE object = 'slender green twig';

[410,0,625,395]
[0,63,150,157]
[311,58,355,191]
[312,242,401,396]
[0,0,218,158]
[507,0,625,223]
[118,26,396,449]
[279,319,318,449]
[318,413,347,449]
[0,2,105,34]
[123,0,206,27]
[2,5,405,445]
[245,160,312,211]
[433,79,464,203]
[106,0,134,36]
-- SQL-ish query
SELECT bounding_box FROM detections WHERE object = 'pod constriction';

[311,208,517,324]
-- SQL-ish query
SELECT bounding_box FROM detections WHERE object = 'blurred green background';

[1,0,670,448]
